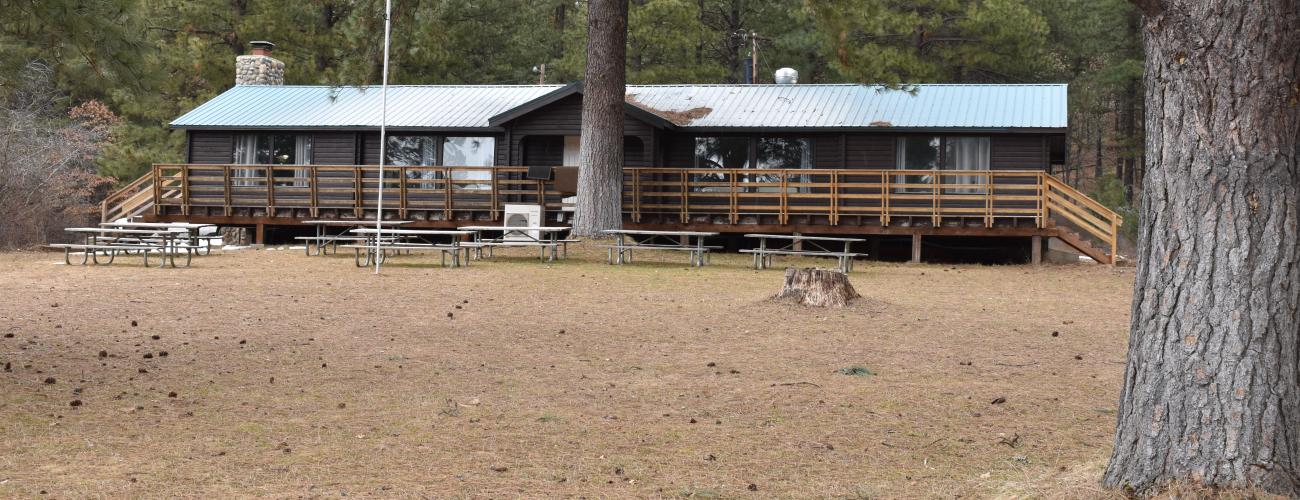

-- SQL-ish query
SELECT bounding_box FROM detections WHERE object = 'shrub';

[0,62,116,248]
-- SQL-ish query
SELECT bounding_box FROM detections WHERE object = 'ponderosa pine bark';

[1103,0,1300,495]
[572,0,628,237]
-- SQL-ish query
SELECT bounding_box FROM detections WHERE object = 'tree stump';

[776,267,860,308]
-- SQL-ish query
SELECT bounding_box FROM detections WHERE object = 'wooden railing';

[146,164,1122,258]
[620,167,1122,261]
[151,164,567,220]
[100,173,156,222]
[1043,174,1124,260]
[622,168,1048,226]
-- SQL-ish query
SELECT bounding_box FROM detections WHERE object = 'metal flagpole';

[374,0,393,274]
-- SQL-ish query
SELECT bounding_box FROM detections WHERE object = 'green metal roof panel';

[171,83,1067,130]
[624,84,1067,129]
[170,85,565,129]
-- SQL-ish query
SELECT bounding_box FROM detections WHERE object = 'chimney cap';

[249,41,275,54]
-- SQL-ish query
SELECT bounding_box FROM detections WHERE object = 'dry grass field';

[0,244,1135,498]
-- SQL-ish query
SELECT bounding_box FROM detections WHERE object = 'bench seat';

[339,243,470,268]
[739,248,867,272]
[598,243,719,267]
[738,249,867,257]
[48,243,195,267]
[599,243,723,250]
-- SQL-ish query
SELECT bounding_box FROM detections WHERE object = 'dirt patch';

[0,244,1134,497]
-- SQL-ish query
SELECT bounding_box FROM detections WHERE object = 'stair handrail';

[1040,173,1124,262]
[100,171,156,222]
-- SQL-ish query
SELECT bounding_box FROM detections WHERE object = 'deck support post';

[869,237,881,261]
[911,233,922,264]
[1031,235,1043,265]
[255,224,265,245]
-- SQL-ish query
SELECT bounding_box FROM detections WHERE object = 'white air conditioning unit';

[503,204,543,241]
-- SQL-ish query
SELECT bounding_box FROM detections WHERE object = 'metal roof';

[624,84,1067,129]
[170,85,565,130]
[171,83,1067,130]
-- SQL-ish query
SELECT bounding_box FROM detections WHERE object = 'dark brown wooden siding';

[991,136,1047,170]
[505,94,656,167]
[844,134,895,168]
[189,127,1056,173]
[521,135,564,165]
[187,131,233,164]
[361,133,381,165]
[311,132,357,165]
[624,136,650,167]
[811,135,843,168]
[658,134,866,169]
[495,134,509,165]
[662,135,695,167]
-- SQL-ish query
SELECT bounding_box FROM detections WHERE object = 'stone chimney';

[235,41,285,86]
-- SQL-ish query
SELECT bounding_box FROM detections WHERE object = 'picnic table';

[740,234,867,273]
[346,228,477,268]
[52,227,196,268]
[100,221,219,255]
[459,225,573,262]
[600,229,720,267]
[298,220,412,256]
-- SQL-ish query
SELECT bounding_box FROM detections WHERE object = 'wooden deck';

[104,164,1123,263]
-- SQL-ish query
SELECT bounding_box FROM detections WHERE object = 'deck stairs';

[100,173,156,222]
[1040,175,1123,265]
[1052,223,1116,264]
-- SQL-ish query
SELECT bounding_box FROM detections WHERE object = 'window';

[895,136,989,193]
[756,137,812,192]
[756,138,811,169]
[233,133,311,187]
[943,137,990,192]
[387,135,438,187]
[694,137,749,169]
[387,135,437,166]
[443,137,495,190]
[692,136,815,192]
[693,137,749,191]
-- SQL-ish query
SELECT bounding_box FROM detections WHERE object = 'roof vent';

[774,68,798,85]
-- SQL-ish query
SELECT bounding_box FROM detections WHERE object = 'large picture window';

[387,135,437,166]
[694,137,749,169]
[379,135,495,190]
[895,136,989,192]
[755,137,811,192]
[443,137,494,190]
[692,137,749,192]
[233,133,311,187]
[692,136,814,192]
[944,137,990,192]
[756,137,811,169]
[387,135,438,187]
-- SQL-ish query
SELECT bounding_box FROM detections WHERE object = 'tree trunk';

[1104,0,1300,495]
[1094,119,1104,184]
[572,0,628,237]
[776,268,860,308]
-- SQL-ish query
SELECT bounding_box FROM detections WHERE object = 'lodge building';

[103,41,1120,264]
